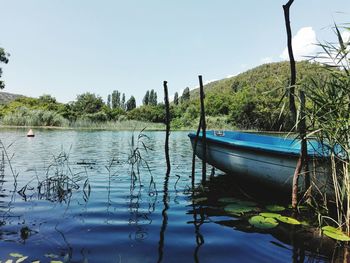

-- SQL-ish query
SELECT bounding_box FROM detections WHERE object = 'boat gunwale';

[188,131,331,160]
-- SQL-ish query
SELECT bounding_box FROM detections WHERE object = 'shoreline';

[0,124,194,132]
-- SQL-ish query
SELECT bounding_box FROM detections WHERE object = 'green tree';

[107,94,111,108]
[126,96,136,111]
[111,90,121,109]
[181,87,190,103]
[0,48,10,90]
[121,93,126,110]
[148,89,157,106]
[143,90,150,105]
[39,94,57,104]
[174,92,179,105]
[73,92,104,114]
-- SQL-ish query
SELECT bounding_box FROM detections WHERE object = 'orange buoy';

[27,129,35,137]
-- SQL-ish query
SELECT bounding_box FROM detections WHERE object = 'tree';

[73,92,104,114]
[107,94,111,108]
[149,90,155,105]
[174,92,179,105]
[149,89,157,106]
[121,93,126,110]
[126,96,136,111]
[111,90,121,109]
[181,87,190,103]
[39,94,57,104]
[143,90,150,105]
[0,48,10,90]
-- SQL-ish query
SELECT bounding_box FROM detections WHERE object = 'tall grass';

[1,107,68,127]
[306,24,350,233]
[69,119,165,130]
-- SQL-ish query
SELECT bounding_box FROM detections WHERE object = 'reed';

[305,24,350,233]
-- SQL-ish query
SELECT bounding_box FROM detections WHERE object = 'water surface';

[0,128,346,262]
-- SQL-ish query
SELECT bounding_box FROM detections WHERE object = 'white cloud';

[280,27,317,61]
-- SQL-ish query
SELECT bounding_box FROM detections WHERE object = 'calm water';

[0,128,346,262]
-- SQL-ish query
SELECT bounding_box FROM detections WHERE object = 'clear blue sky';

[0,0,349,104]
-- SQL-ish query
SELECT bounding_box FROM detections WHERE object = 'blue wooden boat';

[188,131,333,193]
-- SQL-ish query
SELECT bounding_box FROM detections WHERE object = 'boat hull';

[190,136,332,194]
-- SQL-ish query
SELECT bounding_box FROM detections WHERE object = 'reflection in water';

[2,130,349,262]
[157,171,170,263]
[192,193,205,263]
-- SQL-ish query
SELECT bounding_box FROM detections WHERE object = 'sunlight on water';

[0,128,347,262]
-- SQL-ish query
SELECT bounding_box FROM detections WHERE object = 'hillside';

[172,61,331,131]
[189,61,327,99]
[0,91,24,104]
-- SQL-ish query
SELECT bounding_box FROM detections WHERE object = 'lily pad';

[322,226,350,241]
[266,205,285,212]
[9,253,24,258]
[259,212,281,218]
[277,216,301,225]
[249,215,279,229]
[15,257,28,263]
[218,197,240,203]
[224,203,257,215]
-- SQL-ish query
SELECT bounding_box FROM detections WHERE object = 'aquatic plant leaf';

[9,254,24,258]
[218,197,240,203]
[322,226,350,241]
[259,212,281,218]
[31,261,40,263]
[4,260,13,263]
[224,204,257,215]
[50,261,63,263]
[240,200,258,207]
[15,257,28,263]
[301,221,309,226]
[277,216,301,225]
[266,205,285,212]
[249,215,279,229]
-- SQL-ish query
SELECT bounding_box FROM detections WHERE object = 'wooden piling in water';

[283,0,309,208]
[199,75,207,183]
[163,81,171,175]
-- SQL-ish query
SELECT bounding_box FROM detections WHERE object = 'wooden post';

[283,0,309,208]
[199,75,207,183]
[191,116,202,188]
[283,0,297,124]
[163,81,171,174]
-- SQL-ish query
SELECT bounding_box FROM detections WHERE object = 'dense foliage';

[0,47,10,90]
[0,61,333,130]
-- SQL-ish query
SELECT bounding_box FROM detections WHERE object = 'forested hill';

[0,91,23,104]
[170,60,330,131]
[189,61,326,100]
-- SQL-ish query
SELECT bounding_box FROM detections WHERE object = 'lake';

[0,128,346,262]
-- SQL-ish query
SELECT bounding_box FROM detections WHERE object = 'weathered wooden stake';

[283,0,309,208]
[191,116,202,187]
[199,75,207,183]
[283,0,297,124]
[163,81,171,174]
